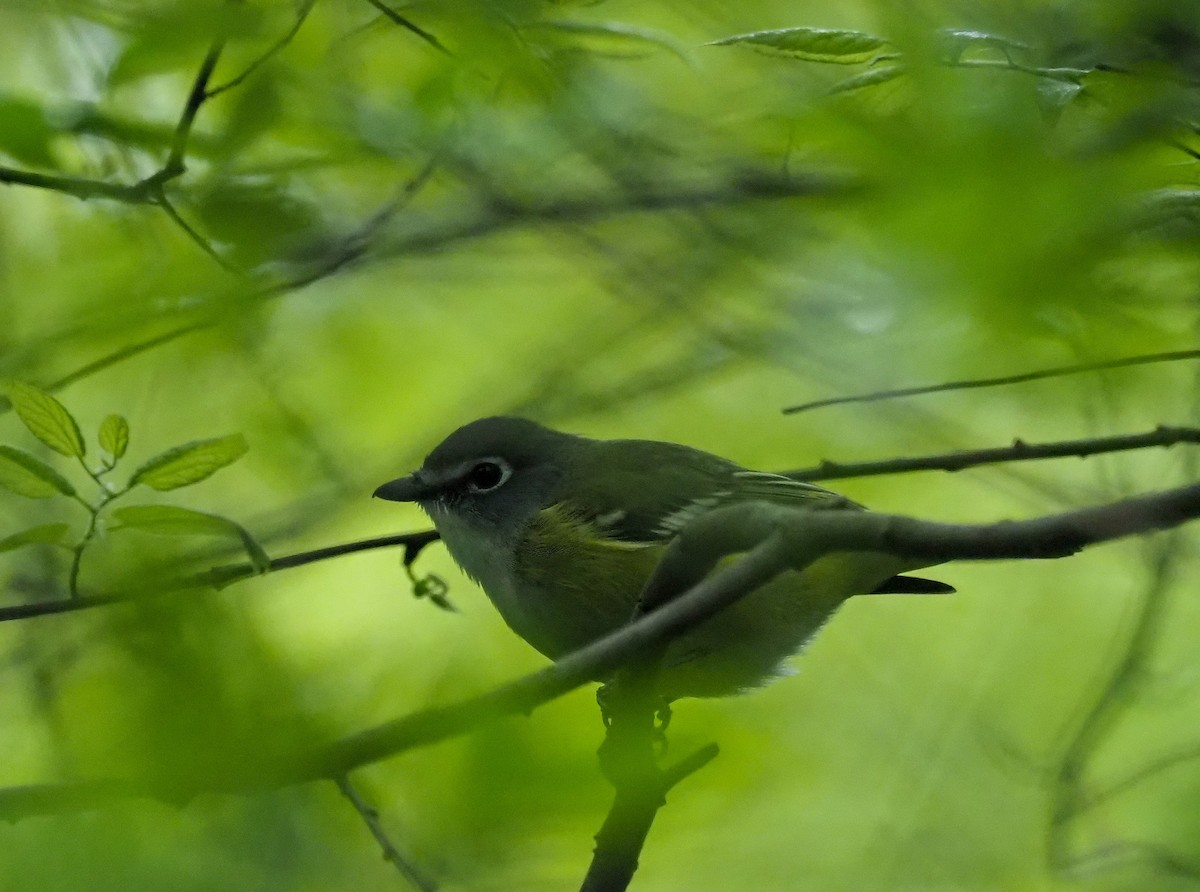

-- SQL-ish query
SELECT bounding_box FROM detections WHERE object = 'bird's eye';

[466,460,508,493]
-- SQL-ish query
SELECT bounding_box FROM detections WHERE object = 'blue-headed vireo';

[374,417,951,700]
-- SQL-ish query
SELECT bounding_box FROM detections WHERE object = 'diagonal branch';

[362,0,452,55]
[4,480,1199,821]
[335,775,437,891]
[207,0,319,97]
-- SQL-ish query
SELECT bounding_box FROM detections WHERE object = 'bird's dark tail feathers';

[869,575,955,595]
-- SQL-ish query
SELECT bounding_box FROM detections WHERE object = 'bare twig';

[335,775,437,891]
[0,530,441,624]
[1047,537,1182,872]
[362,0,452,56]
[1074,742,1200,816]
[783,350,1200,414]
[161,28,228,179]
[207,0,319,97]
[0,165,157,203]
[151,186,243,273]
[17,169,844,409]
[783,426,1200,481]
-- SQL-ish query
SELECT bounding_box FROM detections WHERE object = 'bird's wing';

[564,447,858,546]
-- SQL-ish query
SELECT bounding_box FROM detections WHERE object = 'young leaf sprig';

[1,382,265,598]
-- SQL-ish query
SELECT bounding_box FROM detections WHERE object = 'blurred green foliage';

[1,0,1200,889]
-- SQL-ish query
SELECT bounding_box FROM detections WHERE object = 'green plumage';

[375,416,952,699]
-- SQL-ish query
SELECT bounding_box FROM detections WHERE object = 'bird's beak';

[373,472,442,502]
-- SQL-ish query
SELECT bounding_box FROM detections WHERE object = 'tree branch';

[5,423,1196,622]
[362,0,452,56]
[783,426,1200,481]
[580,742,718,892]
[207,0,318,98]
[0,530,441,624]
[783,350,1200,414]
[335,775,437,891]
[4,481,1200,821]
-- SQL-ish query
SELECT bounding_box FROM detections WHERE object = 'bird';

[374,416,951,700]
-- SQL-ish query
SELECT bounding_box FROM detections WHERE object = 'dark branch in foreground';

[3,481,1200,822]
[581,741,719,892]
[783,349,1200,414]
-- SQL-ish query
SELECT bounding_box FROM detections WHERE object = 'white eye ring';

[464,458,512,493]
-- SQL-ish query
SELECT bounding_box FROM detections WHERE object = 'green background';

[1,0,1199,889]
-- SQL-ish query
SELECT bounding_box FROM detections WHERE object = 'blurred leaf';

[108,1,267,87]
[129,434,248,491]
[191,181,323,266]
[0,522,71,553]
[0,445,76,498]
[526,20,691,62]
[217,75,282,157]
[935,29,1030,62]
[708,27,889,63]
[111,505,270,573]
[830,64,907,94]
[7,381,86,458]
[0,95,56,167]
[99,414,130,459]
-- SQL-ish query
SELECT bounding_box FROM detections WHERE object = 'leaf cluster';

[0,381,266,596]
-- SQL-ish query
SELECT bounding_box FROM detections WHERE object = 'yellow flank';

[513,505,664,659]
[512,504,909,698]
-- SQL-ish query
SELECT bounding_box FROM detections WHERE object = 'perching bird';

[375,417,951,700]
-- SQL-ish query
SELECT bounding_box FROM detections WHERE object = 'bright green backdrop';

[1,0,1199,889]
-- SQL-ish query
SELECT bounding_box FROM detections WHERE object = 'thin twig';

[0,4,229,206]
[0,530,441,624]
[207,0,318,97]
[21,160,446,408]
[782,350,1200,414]
[1074,743,1200,815]
[1047,537,1182,871]
[151,186,242,273]
[362,0,452,55]
[0,165,157,203]
[162,27,229,178]
[335,775,437,891]
[783,426,1200,481]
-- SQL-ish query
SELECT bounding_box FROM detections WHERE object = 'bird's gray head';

[374,417,583,534]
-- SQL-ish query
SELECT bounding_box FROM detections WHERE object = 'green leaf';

[0,445,76,498]
[7,381,86,458]
[935,29,1030,63]
[707,28,889,64]
[829,64,907,95]
[192,181,323,267]
[0,95,56,167]
[0,523,71,553]
[129,434,248,491]
[99,414,130,459]
[111,505,270,574]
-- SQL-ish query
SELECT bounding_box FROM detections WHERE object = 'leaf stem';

[66,456,130,599]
